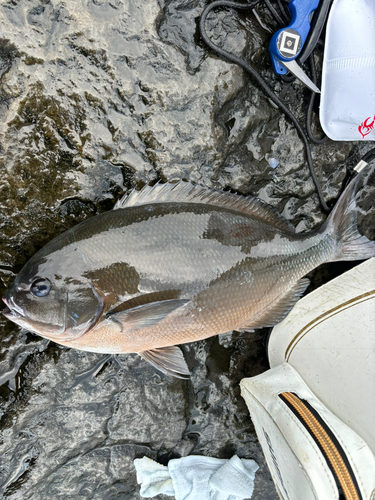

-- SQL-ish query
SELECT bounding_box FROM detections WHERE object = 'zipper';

[279,392,362,500]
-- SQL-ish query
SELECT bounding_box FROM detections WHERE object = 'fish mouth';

[2,304,11,315]
[2,296,63,338]
[2,306,22,319]
[2,297,25,319]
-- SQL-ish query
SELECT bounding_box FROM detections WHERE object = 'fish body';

[3,179,375,377]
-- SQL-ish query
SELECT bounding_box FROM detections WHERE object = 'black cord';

[341,147,375,189]
[306,54,328,144]
[362,147,375,164]
[275,0,290,24]
[200,0,330,212]
[263,0,285,26]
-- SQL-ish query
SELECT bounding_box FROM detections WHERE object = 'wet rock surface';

[0,1,374,499]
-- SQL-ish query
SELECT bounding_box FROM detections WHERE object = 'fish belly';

[64,250,326,354]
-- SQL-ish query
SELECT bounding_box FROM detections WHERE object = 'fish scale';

[60,215,339,349]
[3,178,375,378]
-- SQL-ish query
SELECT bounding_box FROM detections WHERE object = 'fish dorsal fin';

[239,278,310,330]
[114,181,295,233]
[139,346,190,379]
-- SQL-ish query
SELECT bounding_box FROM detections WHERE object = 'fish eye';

[31,278,51,298]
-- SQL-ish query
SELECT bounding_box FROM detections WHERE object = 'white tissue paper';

[320,0,375,141]
[134,455,259,500]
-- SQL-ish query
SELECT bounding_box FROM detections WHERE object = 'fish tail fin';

[323,173,375,262]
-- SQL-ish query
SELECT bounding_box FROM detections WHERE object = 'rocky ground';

[0,1,374,499]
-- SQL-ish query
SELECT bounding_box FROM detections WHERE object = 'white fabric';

[134,455,259,500]
[134,456,175,498]
[320,0,375,140]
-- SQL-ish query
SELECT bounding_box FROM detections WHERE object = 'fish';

[2,175,375,378]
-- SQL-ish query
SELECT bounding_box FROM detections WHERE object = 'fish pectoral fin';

[239,278,310,330]
[139,346,190,379]
[107,299,190,333]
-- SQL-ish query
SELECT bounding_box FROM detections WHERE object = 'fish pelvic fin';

[139,346,190,379]
[238,278,310,330]
[323,172,375,262]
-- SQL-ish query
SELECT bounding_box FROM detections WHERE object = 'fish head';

[2,251,103,341]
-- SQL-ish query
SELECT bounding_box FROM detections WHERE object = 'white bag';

[320,0,375,141]
[240,363,375,500]
[269,258,375,455]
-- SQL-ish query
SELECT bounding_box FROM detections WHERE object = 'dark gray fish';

[3,175,375,377]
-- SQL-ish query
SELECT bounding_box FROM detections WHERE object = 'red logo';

[358,116,375,138]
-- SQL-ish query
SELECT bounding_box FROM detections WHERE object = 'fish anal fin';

[139,346,190,379]
[107,299,189,333]
[239,278,310,330]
